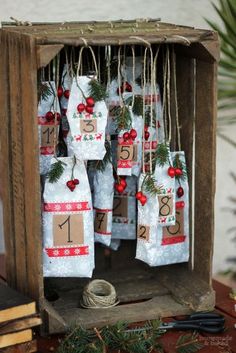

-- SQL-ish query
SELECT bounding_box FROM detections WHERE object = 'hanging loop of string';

[131,45,136,109]
[117,46,124,107]
[162,45,172,145]
[172,46,181,151]
[166,45,172,145]
[77,45,98,78]
[153,46,160,139]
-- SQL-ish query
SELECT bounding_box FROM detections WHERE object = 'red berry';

[144,131,150,141]
[125,81,132,92]
[123,132,130,141]
[77,103,85,113]
[115,183,124,193]
[85,105,94,114]
[66,180,76,191]
[135,191,143,200]
[45,111,54,122]
[168,166,175,178]
[140,194,147,206]
[54,112,61,122]
[73,179,80,185]
[86,97,95,107]
[175,168,183,176]
[130,129,137,140]
[144,125,149,132]
[120,179,127,189]
[64,90,70,99]
[57,86,64,98]
[177,186,184,198]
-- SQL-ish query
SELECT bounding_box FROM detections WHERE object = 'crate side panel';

[20,34,43,301]
[194,59,217,283]
[0,31,16,287]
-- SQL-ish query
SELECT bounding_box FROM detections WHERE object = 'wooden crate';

[0,19,219,334]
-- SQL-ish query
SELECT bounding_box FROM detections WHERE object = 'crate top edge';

[0,18,218,46]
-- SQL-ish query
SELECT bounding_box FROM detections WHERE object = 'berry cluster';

[123,128,137,142]
[167,166,183,178]
[135,191,147,206]
[117,81,132,95]
[114,177,127,194]
[144,125,150,141]
[66,178,80,192]
[77,97,95,115]
[45,111,61,122]
[57,86,70,99]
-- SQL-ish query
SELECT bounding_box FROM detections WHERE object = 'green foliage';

[37,81,52,102]
[206,0,236,124]
[112,105,132,130]
[173,153,187,181]
[88,79,108,102]
[175,332,205,353]
[142,173,163,196]
[57,320,164,353]
[132,95,144,116]
[46,160,66,183]
[145,106,157,128]
[155,143,169,167]
[87,140,112,173]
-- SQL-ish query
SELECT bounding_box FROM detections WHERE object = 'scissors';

[127,312,225,334]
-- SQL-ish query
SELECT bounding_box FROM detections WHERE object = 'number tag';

[113,196,128,218]
[41,126,56,147]
[94,211,108,233]
[117,144,134,161]
[53,214,84,246]
[137,225,150,241]
[80,119,97,134]
[158,194,174,217]
[163,207,184,239]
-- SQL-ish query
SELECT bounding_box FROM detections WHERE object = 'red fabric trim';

[161,235,186,245]
[45,246,89,257]
[44,202,91,212]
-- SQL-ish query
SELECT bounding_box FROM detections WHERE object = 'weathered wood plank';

[175,54,195,270]
[37,44,64,68]
[194,59,217,284]
[8,33,27,294]
[0,316,41,335]
[20,34,44,301]
[1,340,37,353]
[175,39,220,62]
[0,32,16,288]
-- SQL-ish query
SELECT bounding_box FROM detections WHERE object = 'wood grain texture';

[0,316,41,335]
[194,59,217,284]
[0,31,16,289]
[36,44,64,68]
[0,329,32,349]
[1,340,37,353]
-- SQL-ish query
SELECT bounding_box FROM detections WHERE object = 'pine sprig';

[142,173,163,196]
[87,140,112,173]
[132,95,143,116]
[113,105,132,130]
[145,106,157,128]
[46,160,67,183]
[88,79,108,102]
[37,81,53,102]
[155,143,169,167]
[173,154,187,181]
[176,332,205,353]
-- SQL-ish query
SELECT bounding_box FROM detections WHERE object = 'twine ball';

[81,279,119,309]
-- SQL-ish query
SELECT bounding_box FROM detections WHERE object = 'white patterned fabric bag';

[67,75,108,160]
[38,81,60,175]
[93,161,114,246]
[112,176,137,240]
[135,172,160,266]
[42,157,94,277]
[155,151,189,265]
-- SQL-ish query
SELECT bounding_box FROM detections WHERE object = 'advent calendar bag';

[38,81,60,175]
[93,161,114,246]
[155,151,189,265]
[135,172,160,266]
[112,176,137,240]
[43,157,94,277]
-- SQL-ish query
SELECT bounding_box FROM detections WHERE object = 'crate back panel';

[0,20,219,333]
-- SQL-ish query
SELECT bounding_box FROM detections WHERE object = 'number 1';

[58,215,72,243]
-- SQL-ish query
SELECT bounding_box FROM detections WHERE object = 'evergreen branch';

[132,95,144,116]
[145,106,157,128]
[88,79,108,102]
[114,105,132,130]
[176,332,205,353]
[142,173,163,196]
[46,160,67,183]
[37,81,53,102]
[173,153,187,181]
[155,143,169,167]
[87,140,112,173]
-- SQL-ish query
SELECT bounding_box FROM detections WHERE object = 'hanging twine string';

[148,47,154,174]
[81,279,119,309]
[117,46,124,107]
[172,46,181,151]
[98,46,101,82]
[131,45,136,109]
[166,45,172,145]
[162,47,168,143]
[106,45,111,89]
[142,46,148,173]
[153,46,160,138]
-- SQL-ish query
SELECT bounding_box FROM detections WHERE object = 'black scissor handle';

[173,322,225,333]
[189,312,225,322]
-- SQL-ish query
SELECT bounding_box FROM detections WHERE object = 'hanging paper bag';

[38,81,60,175]
[155,151,189,265]
[112,176,137,240]
[67,47,108,160]
[135,172,160,266]
[42,157,94,277]
[93,160,114,246]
